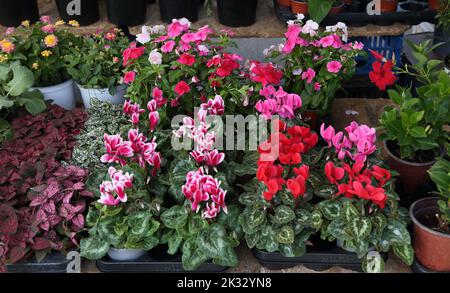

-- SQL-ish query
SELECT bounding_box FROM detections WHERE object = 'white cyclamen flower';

[148,49,162,65]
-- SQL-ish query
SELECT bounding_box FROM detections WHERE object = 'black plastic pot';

[107,0,148,27]
[55,0,100,26]
[434,26,450,58]
[149,0,156,3]
[253,248,388,271]
[6,252,69,273]
[0,0,39,27]
[159,0,199,23]
[217,0,258,27]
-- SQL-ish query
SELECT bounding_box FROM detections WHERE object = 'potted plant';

[239,119,321,258]
[380,0,398,12]
[433,0,450,57]
[80,112,163,261]
[0,0,39,27]
[371,42,450,195]
[159,0,199,23]
[217,0,258,27]
[107,0,148,26]
[410,157,450,272]
[278,0,291,7]
[55,0,100,26]
[0,105,89,272]
[2,17,80,109]
[265,18,364,128]
[314,121,414,272]
[65,29,130,108]
[0,61,46,143]
[308,0,346,23]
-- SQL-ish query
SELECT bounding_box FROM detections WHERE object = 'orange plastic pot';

[429,0,441,11]
[410,197,450,272]
[380,0,399,13]
[290,0,309,14]
[277,0,291,7]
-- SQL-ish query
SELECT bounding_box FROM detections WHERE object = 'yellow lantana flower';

[55,20,65,26]
[41,50,52,57]
[32,62,39,69]
[21,20,30,27]
[44,34,59,48]
[68,20,80,27]
[0,54,8,63]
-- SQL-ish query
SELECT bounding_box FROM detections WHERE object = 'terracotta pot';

[302,110,319,130]
[277,0,291,7]
[330,2,345,14]
[410,197,450,272]
[383,140,439,195]
[380,0,398,13]
[290,0,309,14]
[429,0,440,11]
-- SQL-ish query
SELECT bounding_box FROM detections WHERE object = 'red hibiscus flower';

[369,60,396,91]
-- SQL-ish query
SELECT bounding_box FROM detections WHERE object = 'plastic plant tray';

[273,0,436,27]
[6,252,70,273]
[253,246,388,272]
[97,251,228,273]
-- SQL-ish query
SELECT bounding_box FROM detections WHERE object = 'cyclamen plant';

[80,99,163,260]
[158,95,240,270]
[239,119,322,257]
[312,121,414,273]
[266,16,364,116]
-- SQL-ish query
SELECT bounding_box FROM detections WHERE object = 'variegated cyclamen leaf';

[327,220,352,241]
[370,213,387,232]
[279,191,296,207]
[161,205,188,229]
[274,205,296,224]
[318,200,342,220]
[381,219,411,246]
[295,208,311,225]
[245,232,260,248]
[276,226,295,244]
[258,225,278,252]
[279,240,306,257]
[342,201,359,223]
[349,217,372,241]
[246,208,266,234]
[393,244,414,266]
[238,192,257,206]
[362,251,385,273]
[310,209,323,230]
[80,236,110,260]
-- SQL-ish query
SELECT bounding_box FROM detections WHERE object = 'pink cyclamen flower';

[98,181,120,206]
[327,61,343,73]
[320,123,336,147]
[174,81,190,96]
[301,68,316,84]
[100,134,134,166]
[177,53,196,66]
[123,71,136,84]
[204,150,225,167]
[148,111,159,131]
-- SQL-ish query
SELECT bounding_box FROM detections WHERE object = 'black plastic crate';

[273,0,436,27]
[6,252,70,273]
[97,247,228,273]
[253,247,388,272]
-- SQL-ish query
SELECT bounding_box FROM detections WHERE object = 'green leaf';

[167,233,183,255]
[362,252,385,273]
[0,96,14,109]
[85,208,100,227]
[15,89,46,115]
[327,220,352,241]
[80,235,110,260]
[370,213,387,233]
[188,213,209,234]
[342,201,360,223]
[181,240,210,271]
[161,205,188,229]
[141,235,159,250]
[409,126,427,138]
[348,217,372,241]
[308,0,334,23]
[318,200,342,220]
[245,232,260,248]
[276,226,295,244]
[244,208,266,234]
[128,211,152,237]
[310,209,323,230]
[196,224,238,268]
[381,219,411,246]
[279,240,306,257]
[6,65,34,96]
[238,192,256,206]
[274,205,296,224]
[393,245,414,266]
[258,225,278,252]
[98,216,123,246]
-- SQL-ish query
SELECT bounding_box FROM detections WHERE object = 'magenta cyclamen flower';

[98,167,134,206]
[100,134,134,166]
[255,86,302,120]
[182,168,227,218]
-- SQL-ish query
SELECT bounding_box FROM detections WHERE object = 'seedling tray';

[411,259,450,273]
[274,0,436,27]
[97,251,228,273]
[6,252,69,273]
[253,247,388,272]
